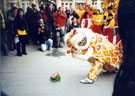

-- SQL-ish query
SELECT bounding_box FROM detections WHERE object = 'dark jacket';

[46,8,54,24]
[113,0,135,96]
[72,12,79,19]
[68,22,79,32]
[30,10,41,27]
[65,10,70,18]
[14,15,28,34]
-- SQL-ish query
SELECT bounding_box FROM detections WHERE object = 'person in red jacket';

[40,4,47,24]
[53,7,67,32]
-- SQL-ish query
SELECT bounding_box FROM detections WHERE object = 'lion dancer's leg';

[88,61,104,81]
[80,61,104,84]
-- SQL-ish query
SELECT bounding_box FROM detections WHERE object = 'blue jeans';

[45,39,53,50]
[61,37,65,45]
[41,39,53,51]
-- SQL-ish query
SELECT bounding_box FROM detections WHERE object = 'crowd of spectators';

[0,0,120,57]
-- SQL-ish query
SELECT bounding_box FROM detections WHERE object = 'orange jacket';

[53,12,67,27]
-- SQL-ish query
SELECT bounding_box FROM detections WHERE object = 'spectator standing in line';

[81,12,92,29]
[47,0,57,12]
[67,9,79,25]
[68,17,79,32]
[30,4,41,44]
[103,13,115,44]
[80,5,93,24]
[0,9,9,56]
[7,7,18,51]
[107,6,115,19]
[101,8,108,33]
[65,6,70,19]
[102,8,108,21]
[53,7,67,32]
[25,6,33,42]
[7,3,16,18]
[14,8,28,56]
[66,9,79,33]
[46,3,55,39]
[92,9,102,34]
[70,9,79,20]
[39,1,44,9]
[40,4,48,24]
[76,4,85,24]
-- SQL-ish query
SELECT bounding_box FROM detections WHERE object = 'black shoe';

[3,53,8,56]
[17,54,22,56]
[22,53,28,55]
[9,48,14,51]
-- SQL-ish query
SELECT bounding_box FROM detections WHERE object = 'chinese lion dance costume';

[65,28,123,84]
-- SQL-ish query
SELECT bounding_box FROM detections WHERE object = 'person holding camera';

[53,7,67,33]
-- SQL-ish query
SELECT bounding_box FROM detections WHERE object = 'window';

[69,3,72,9]
[61,3,64,7]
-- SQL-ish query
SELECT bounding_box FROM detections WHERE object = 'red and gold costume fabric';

[65,28,123,81]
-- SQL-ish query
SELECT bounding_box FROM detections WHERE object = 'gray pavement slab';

[1,45,116,96]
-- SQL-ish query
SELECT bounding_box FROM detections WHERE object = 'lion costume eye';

[78,37,87,46]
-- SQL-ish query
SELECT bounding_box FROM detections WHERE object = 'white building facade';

[56,0,104,10]
[1,0,39,13]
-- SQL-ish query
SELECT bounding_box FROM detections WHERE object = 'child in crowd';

[81,12,92,29]
[37,19,53,51]
[68,17,79,32]
[53,24,65,48]
[103,13,115,44]
[14,8,28,56]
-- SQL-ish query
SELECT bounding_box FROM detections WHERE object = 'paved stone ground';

[1,45,116,96]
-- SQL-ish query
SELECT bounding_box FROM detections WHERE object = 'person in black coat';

[29,4,42,44]
[113,0,135,96]
[67,17,79,32]
[47,0,57,12]
[14,8,28,56]
[7,7,18,51]
[70,9,79,20]
[65,7,70,19]
[25,6,33,42]
[7,3,16,18]
[46,3,55,39]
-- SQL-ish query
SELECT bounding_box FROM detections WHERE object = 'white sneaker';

[50,48,53,51]
[80,78,94,84]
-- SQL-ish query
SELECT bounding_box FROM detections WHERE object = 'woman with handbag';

[14,8,28,56]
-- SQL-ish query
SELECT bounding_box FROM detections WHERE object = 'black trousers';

[8,27,16,50]
[31,25,38,43]
[17,35,27,55]
[47,23,54,39]
[38,33,46,44]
